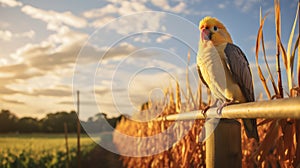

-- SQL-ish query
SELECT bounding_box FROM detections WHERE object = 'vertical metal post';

[77,90,81,168]
[206,119,242,168]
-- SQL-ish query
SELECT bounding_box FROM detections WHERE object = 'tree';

[0,109,122,133]
[17,117,40,133]
[41,111,78,133]
[0,110,18,132]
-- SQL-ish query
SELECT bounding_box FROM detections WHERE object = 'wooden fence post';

[206,119,241,168]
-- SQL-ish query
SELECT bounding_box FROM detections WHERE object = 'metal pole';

[156,97,300,121]
[155,97,300,168]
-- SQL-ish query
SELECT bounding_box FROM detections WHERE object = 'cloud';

[89,16,115,28]
[0,29,88,105]
[83,4,118,18]
[0,0,22,7]
[83,1,154,29]
[252,40,276,52]
[0,30,12,41]
[57,100,96,106]
[93,71,175,117]
[0,84,19,95]
[0,28,142,102]
[0,0,202,117]
[105,12,165,35]
[0,63,44,84]
[89,47,199,117]
[156,34,171,43]
[16,30,35,39]
[92,63,198,117]
[133,33,151,43]
[47,26,87,45]
[234,0,259,13]
[21,5,87,31]
[0,30,35,41]
[84,1,150,18]
[0,97,25,105]
[218,3,226,9]
[11,42,54,60]
[97,42,138,60]
[95,85,126,95]
[9,28,88,71]
[0,63,28,74]
[27,85,72,97]
[151,0,186,13]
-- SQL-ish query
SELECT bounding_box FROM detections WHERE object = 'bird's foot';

[201,105,210,118]
[216,100,235,115]
[201,101,219,117]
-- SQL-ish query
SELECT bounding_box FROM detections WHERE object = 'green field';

[0,134,97,168]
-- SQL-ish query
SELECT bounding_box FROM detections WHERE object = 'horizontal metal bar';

[155,97,300,121]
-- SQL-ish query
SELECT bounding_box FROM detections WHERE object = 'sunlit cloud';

[89,16,115,28]
[156,34,171,43]
[133,34,151,43]
[0,30,12,41]
[21,5,88,31]
[83,0,150,18]
[0,0,22,7]
[0,30,35,41]
[106,12,165,35]
[83,4,117,18]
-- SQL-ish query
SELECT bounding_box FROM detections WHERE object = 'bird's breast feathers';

[197,42,245,102]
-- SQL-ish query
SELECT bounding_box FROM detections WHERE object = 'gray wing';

[224,43,254,102]
[225,44,259,141]
[197,65,209,88]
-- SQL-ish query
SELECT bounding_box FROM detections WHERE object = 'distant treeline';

[0,109,122,133]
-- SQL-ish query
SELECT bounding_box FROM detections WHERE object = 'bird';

[196,16,259,142]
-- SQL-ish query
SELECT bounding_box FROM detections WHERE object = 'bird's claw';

[201,105,210,118]
[201,100,219,117]
[216,106,224,115]
[217,100,235,115]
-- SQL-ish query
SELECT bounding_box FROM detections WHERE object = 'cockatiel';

[197,16,259,141]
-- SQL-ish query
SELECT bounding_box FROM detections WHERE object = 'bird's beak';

[201,29,212,41]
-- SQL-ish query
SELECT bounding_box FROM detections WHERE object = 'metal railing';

[156,97,300,121]
[155,97,300,168]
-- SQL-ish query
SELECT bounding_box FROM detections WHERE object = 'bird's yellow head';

[199,16,233,46]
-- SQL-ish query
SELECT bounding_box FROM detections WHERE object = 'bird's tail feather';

[242,118,259,142]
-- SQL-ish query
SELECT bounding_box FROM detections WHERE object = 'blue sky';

[0,0,298,120]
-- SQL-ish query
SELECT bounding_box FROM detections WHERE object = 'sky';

[0,0,298,120]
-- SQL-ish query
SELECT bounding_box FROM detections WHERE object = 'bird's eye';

[213,26,218,31]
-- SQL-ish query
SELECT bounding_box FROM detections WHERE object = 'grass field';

[0,134,97,168]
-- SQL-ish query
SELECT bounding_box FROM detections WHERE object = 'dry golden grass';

[252,0,300,167]
[114,83,207,168]
[114,0,300,167]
